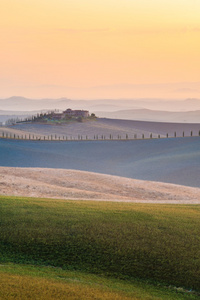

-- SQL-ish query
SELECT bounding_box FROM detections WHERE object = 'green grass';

[0,196,200,298]
[0,264,198,299]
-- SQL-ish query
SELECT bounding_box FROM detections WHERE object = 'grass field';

[0,264,198,300]
[0,196,200,299]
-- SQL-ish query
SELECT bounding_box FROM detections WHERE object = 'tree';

[77,116,83,122]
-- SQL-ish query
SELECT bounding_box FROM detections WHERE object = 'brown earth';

[0,167,199,204]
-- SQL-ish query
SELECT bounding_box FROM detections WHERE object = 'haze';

[0,0,200,100]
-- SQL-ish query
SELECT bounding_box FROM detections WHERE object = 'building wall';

[63,109,89,118]
[52,113,65,119]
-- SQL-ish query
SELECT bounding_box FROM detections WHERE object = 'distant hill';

[0,97,72,111]
[1,96,200,112]
[0,109,50,124]
[95,108,200,123]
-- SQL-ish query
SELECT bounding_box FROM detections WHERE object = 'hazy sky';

[1,0,200,99]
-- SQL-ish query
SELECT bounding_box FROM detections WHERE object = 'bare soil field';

[1,118,200,139]
[0,167,199,203]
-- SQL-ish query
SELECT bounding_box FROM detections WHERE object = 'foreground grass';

[0,196,200,297]
[0,264,198,299]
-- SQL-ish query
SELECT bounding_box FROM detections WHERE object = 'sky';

[1,0,200,99]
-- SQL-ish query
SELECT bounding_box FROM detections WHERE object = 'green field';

[0,196,200,299]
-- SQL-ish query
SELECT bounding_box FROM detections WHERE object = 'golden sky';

[1,0,200,98]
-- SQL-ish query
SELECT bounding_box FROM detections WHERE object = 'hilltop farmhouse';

[63,109,89,118]
[52,109,90,120]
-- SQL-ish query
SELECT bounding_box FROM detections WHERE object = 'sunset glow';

[1,0,200,98]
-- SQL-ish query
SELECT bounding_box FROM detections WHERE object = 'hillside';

[1,167,200,203]
[3,118,200,139]
[0,137,199,188]
[1,196,200,298]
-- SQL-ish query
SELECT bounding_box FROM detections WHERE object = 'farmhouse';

[63,109,89,118]
[52,113,65,120]
[50,109,90,120]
